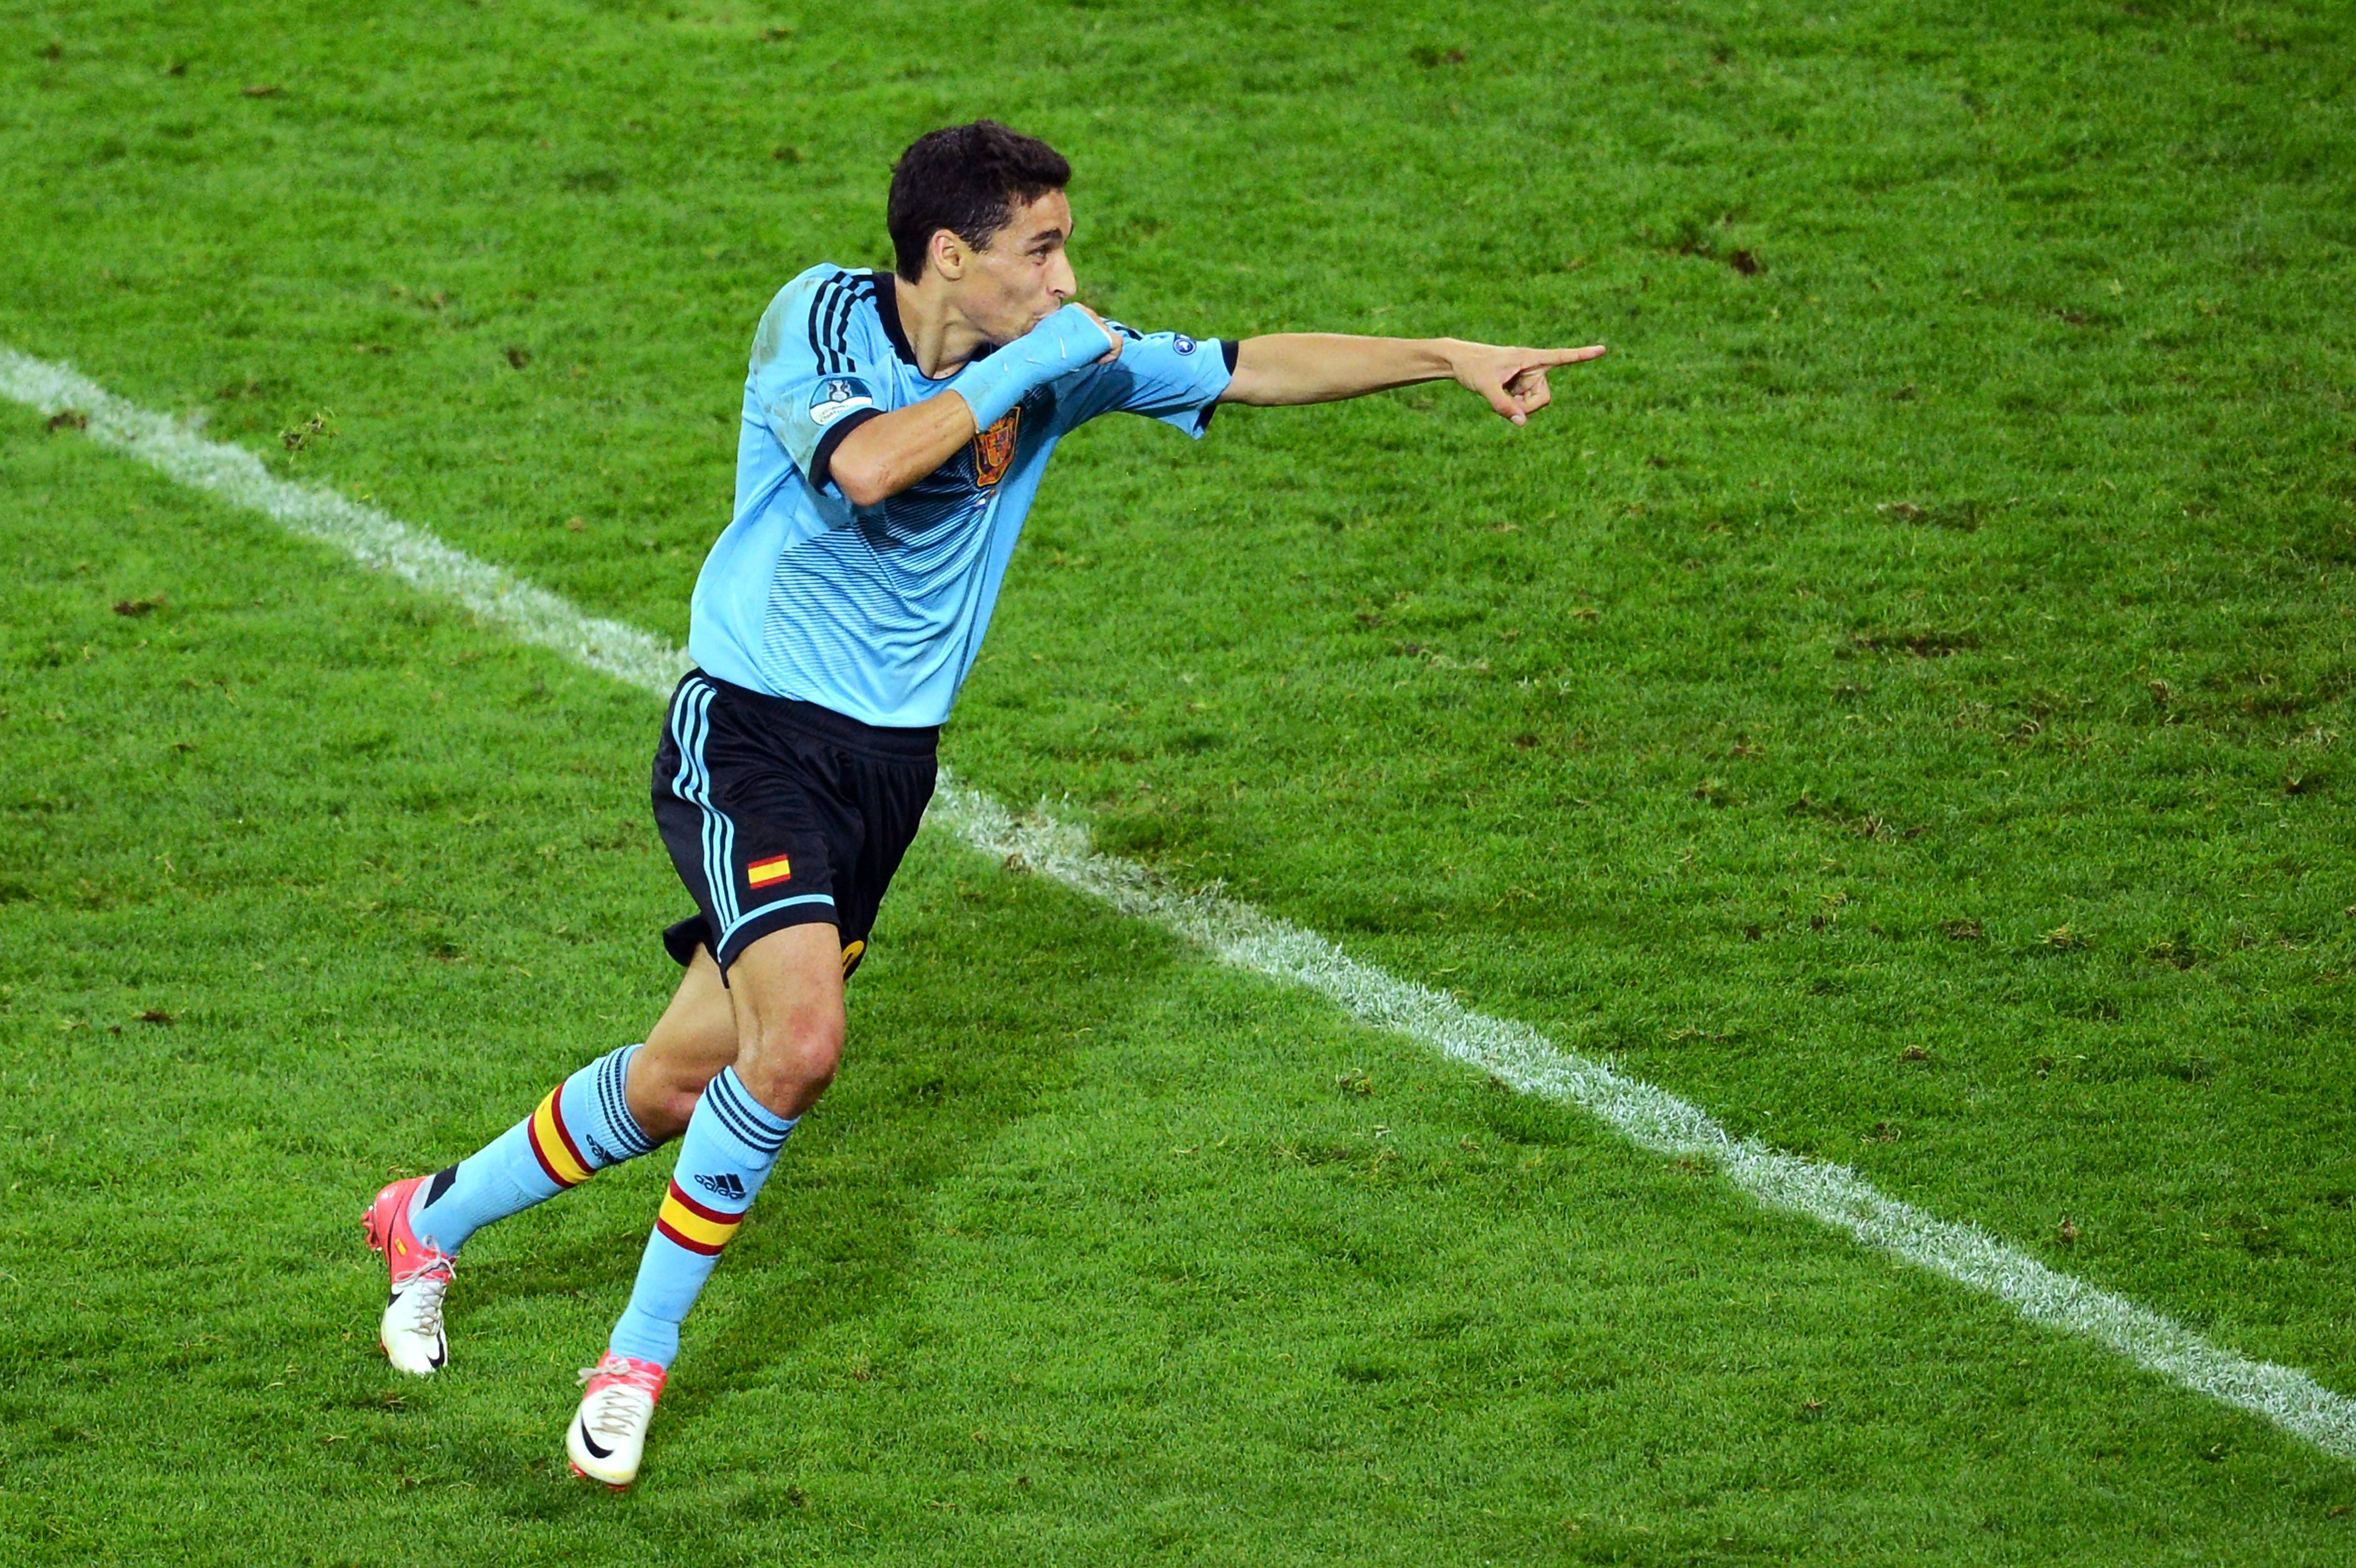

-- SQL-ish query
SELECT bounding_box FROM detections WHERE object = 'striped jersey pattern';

[806,270,874,375]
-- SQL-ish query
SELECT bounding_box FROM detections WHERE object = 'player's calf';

[564,927,834,1483]
[404,1043,662,1259]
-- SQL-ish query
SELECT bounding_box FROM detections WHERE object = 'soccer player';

[362,120,1604,1486]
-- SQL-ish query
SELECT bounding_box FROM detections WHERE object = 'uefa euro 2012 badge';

[808,377,875,427]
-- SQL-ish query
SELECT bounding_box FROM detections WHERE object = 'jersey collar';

[870,271,921,369]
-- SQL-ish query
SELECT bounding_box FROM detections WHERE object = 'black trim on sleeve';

[1192,338,1240,435]
[808,280,831,373]
[807,270,871,376]
[809,405,884,493]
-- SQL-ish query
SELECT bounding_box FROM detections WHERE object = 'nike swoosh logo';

[576,1416,614,1461]
[427,1342,446,1369]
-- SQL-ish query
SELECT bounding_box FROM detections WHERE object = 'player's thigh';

[728,920,847,1048]
[725,921,848,1111]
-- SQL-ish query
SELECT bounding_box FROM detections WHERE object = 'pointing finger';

[1540,344,1609,366]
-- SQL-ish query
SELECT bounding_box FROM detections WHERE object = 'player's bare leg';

[717,921,849,1116]
[570,923,844,1487]
[624,944,742,1141]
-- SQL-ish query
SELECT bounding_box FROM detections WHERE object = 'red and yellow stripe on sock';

[526,1087,595,1188]
[654,1181,743,1256]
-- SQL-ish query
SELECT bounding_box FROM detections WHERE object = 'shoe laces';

[389,1256,453,1334]
[577,1355,664,1436]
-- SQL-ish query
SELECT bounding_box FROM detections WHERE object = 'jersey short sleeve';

[1054,326,1237,439]
[746,268,889,492]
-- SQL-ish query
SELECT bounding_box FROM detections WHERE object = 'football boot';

[567,1350,668,1488]
[362,1174,454,1375]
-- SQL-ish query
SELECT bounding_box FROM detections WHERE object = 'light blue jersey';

[688,265,1236,728]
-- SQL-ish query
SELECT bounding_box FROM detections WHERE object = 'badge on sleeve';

[1173,334,1197,355]
[808,377,876,427]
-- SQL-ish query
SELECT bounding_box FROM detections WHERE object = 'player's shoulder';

[750,264,886,370]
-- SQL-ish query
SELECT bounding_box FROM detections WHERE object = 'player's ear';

[929,229,966,283]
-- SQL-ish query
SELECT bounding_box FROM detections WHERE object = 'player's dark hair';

[888,121,1071,283]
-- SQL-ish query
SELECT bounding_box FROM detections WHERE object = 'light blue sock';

[608,1067,796,1368]
[408,1044,657,1254]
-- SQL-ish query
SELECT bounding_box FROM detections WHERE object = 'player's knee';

[632,1058,718,1141]
[737,1010,843,1112]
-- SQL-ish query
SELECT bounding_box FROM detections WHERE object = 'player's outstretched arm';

[1219,334,1606,426]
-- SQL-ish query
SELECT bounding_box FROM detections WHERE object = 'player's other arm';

[827,305,1121,507]
[826,396,980,509]
[1219,334,1607,426]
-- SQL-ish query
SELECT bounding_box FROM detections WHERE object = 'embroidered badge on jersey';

[973,407,1020,489]
[808,377,874,427]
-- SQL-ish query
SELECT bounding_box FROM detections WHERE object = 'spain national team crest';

[973,407,1020,489]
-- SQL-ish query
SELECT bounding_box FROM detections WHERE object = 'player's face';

[963,190,1078,344]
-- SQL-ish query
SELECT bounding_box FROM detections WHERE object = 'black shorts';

[652,671,938,982]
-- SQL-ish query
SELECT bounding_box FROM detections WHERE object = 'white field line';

[8,343,2354,1464]
[0,349,690,696]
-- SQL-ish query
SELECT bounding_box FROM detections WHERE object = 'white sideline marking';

[0,349,690,696]
[8,343,2353,1464]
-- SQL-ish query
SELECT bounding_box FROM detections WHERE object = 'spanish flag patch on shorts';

[746,852,792,888]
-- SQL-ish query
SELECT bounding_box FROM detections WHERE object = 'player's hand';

[1066,301,1123,366]
[1450,342,1608,426]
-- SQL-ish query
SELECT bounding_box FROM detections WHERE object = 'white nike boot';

[362,1175,453,1375]
[567,1350,667,1487]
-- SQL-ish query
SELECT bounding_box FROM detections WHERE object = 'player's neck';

[889,272,993,381]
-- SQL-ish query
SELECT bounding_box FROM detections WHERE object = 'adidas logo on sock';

[693,1172,747,1201]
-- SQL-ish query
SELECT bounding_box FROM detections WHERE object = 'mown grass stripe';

[7,342,2351,1464]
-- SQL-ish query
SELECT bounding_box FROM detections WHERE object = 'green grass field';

[4,0,2355,1560]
